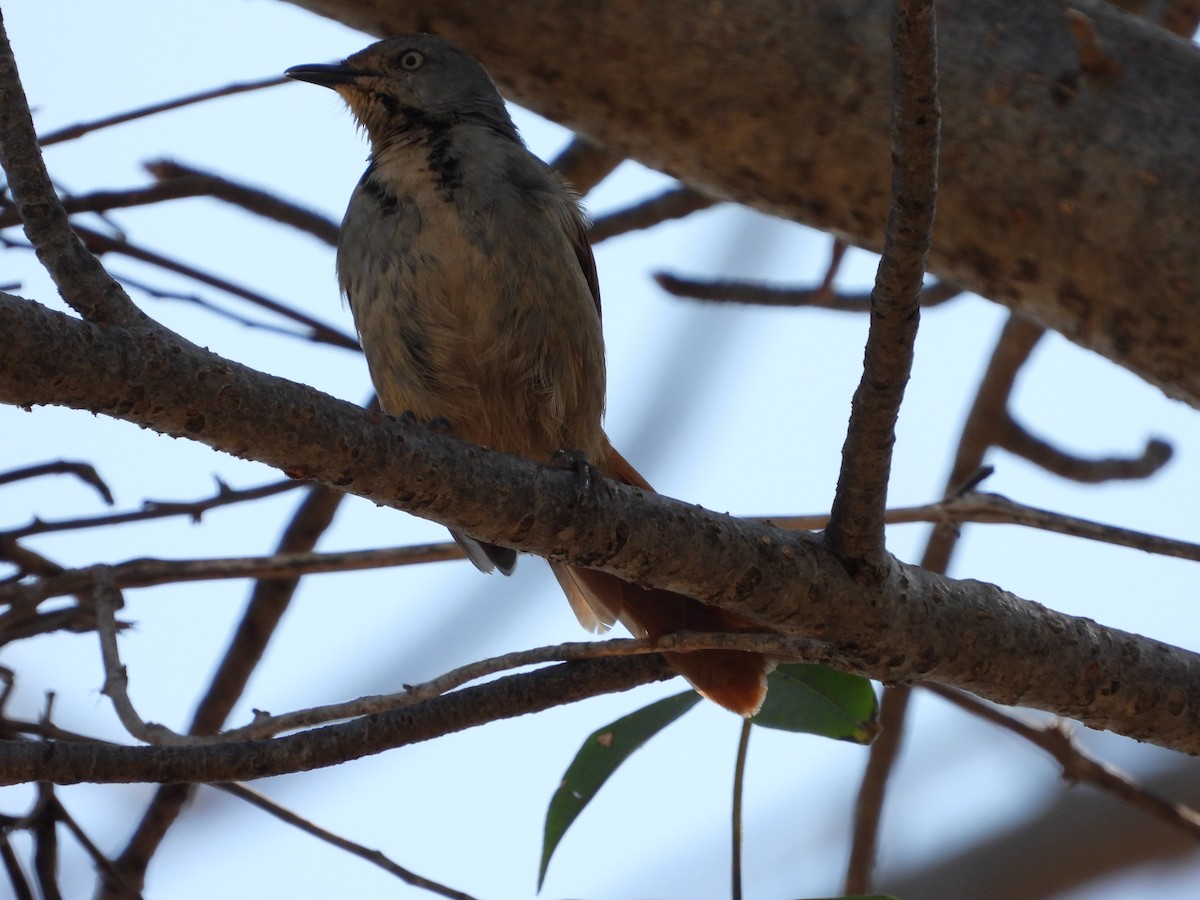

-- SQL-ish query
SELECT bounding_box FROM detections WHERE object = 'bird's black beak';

[284,63,365,88]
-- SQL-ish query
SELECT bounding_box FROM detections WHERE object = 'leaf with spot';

[538,691,700,889]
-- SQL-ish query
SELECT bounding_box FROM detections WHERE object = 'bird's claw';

[397,410,452,434]
[552,449,603,505]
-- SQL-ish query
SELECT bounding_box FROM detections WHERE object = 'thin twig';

[0,17,145,326]
[0,830,33,900]
[654,273,961,311]
[589,186,716,243]
[116,271,337,343]
[0,163,340,246]
[2,477,304,540]
[37,77,288,146]
[0,460,113,504]
[50,797,144,899]
[146,160,339,245]
[825,0,940,565]
[0,656,674,786]
[996,421,1172,483]
[731,718,752,900]
[66,223,359,350]
[550,136,623,195]
[818,238,849,297]
[844,686,911,894]
[926,684,1200,840]
[100,485,346,899]
[763,490,1200,563]
[92,568,179,745]
[219,631,835,743]
[217,783,479,900]
[3,542,464,606]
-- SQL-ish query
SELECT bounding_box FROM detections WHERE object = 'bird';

[286,34,772,715]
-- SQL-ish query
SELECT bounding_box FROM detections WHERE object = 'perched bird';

[286,34,771,715]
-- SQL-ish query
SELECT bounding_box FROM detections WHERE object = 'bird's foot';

[397,410,452,434]
[551,449,604,505]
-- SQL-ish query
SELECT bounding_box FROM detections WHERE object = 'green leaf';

[538,691,701,889]
[752,663,880,743]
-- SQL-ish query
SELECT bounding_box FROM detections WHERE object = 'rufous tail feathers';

[550,443,773,717]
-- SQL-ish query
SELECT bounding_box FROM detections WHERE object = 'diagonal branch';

[825,0,940,566]
[3,293,1200,754]
[549,136,622,195]
[36,77,287,147]
[217,784,478,900]
[98,486,347,899]
[0,655,673,785]
[0,15,144,328]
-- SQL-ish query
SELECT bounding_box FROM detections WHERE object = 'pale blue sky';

[3,2,1199,898]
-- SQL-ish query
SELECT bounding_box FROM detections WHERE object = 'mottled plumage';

[287,35,771,714]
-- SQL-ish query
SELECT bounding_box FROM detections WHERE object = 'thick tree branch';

[2,294,1199,755]
[284,0,1200,408]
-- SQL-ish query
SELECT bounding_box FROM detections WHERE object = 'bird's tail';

[550,444,773,716]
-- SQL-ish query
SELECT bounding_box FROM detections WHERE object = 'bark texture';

[286,0,1200,406]
[4,295,1200,758]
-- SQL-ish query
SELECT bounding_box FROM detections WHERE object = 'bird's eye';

[397,50,425,71]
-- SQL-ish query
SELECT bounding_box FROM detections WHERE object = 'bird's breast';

[337,146,607,463]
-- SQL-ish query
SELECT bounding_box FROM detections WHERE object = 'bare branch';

[997,421,1173,484]
[0,15,145,327]
[49,797,144,899]
[825,0,940,565]
[31,783,60,900]
[93,569,175,745]
[0,655,673,785]
[145,160,339,244]
[654,273,961,310]
[66,223,359,350]
[766,491,1200,563]
[1,477,304,541]
[0,461,113,505]
[221,631,831,742]
[4,542,463,606]
[217,784,479,900]
[37,77,288,147]
[0,162,340,246]
[550,135,622,195]
[926,314,1044,571]
[589,186,715,243]
[0,830,32,900]
[114,272,339,344]
[103,485,346,897]
[844,314,1040,887]
[844,685,911,894]
[928,684,1200,841]
[4,296,1200,753]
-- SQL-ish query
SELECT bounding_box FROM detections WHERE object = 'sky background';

[2,2,1199,898]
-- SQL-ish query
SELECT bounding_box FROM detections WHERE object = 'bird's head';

[286,34,517,147]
